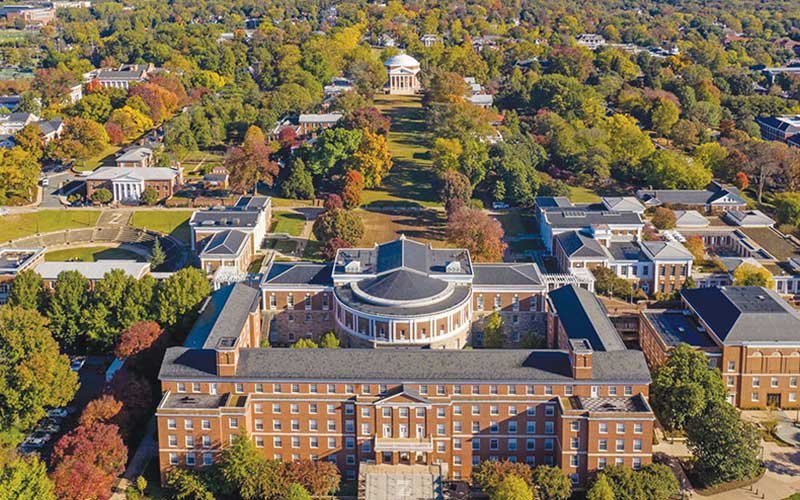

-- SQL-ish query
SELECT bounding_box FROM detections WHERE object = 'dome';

[384,53,420,67]
[353,269,451,305]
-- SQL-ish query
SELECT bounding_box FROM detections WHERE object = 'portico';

[384,53,421,95]
[111,178,144,202]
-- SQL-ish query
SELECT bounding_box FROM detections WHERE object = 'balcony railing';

[374,436,433,452]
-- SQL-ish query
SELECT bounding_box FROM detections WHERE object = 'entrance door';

[399,424,409,438]
[767,393,781,408]
[382,424,392,437]
[416,424,425,438]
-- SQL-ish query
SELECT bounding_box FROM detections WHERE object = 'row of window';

[268,293,330,310]
[749,376,799,388]
[475,294,538,311]
[174,381,637,398]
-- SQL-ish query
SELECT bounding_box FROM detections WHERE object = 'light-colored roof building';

[34,260,150,281]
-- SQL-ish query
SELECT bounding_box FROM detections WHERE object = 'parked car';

[492,201,509,210]
[37,422,60,433]
[40,177,49,187]
[21,437,45,449]
[47,408,68,418]
[29,431,51,442]
[70,357,86,372]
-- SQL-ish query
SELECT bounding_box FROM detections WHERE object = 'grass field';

[45,245,144,262]
[130,210,193,243]
[567,185,602,203]
[271,212,306,236]
[372,95,439,207]
[0,210,100,242]
[357,208,447,247]
[495,210,538,236]
[73,145,121,172]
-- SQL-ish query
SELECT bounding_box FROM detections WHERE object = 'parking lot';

[18,356,110,458]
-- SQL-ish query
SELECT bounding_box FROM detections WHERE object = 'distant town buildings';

[756,115,800,146]
[83,63,155,89]
[0,4,56,25]
[269,113,343,140]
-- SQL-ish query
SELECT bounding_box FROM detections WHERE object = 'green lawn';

[270,211,306,236]
[73,145,121,172]
[0,210,100,242]
[45,245,145,262]
[495,210,538,236]
[371,95,440,206]
[567,185,602,203]
[130,210,193,243]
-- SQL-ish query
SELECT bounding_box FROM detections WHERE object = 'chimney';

[568,338,593,380]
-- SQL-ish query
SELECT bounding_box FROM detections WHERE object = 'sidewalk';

[110,417,158,500]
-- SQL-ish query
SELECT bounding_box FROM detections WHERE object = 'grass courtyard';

[370,95,439,207]
[357,208,447,247]
[130,210,193,243]
[45,245,145,262]
[0,210,100,242]
[270,211,306,236]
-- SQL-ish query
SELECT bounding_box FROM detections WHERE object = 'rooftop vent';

[446,261,462,273]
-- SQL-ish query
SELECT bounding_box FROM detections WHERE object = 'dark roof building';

[547,284,627,352]
[636,182,746,213]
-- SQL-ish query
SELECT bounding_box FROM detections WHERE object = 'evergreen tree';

[150,238,166,269]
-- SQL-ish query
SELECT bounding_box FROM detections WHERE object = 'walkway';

[110,417,158,500]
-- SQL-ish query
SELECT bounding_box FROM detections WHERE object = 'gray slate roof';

[674,210,709,227]
[606,241,645,261]
[640,240,693,261]
[116,146,152,163]
[682,286,800,344]
[184,283,260,350]
[556,231,608,258]
[200,229,248,256]
[160,347,651,383]
[547,284,626,352]
[543,209,643,230]
[262,262,333,287]
[234,196,271,211]
[472,263,544,287]
[190,210,260,228]
[358,269,449,302]
[637,182,745,207]
[334,237,472,276]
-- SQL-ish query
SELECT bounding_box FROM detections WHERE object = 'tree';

[352,128,392,188]
[342,107,390,135]
[140,187,159,206]
[686,401,761,486]
[0,455,55,500]
[532,466,572,500]
[641,150,712,190]
[219,436,284,500]
[284,483,312,500]
[321,237,352,260]
[283,459,341,496]
[226,126,279,193]
[166,468,215,500]
[684,235,705,263]
[592,267,634,299]
[292,338,319,348]
[341,170,364,209]
[281,159,315,200]
[774,192,800,227]
[732,263,774,288]
[319,331,340,349]
[601,463,678,500]
[586,474,614,500]
[482,311,504,348]
[109,369,155,431]
[45,270,89,350]
[472,460,533,492]
[446,207,507,262]
[51,117,110,164]
[7,269,42,310]
[118,275,157,330]
[650,97,680,135]
[150,238,166,269]
[79,395,124,428]
[0,147,40,204]
[14,124,44,160]
[115,320,164,359]
[734,171,750,190]
[50,423,127,500]
[492,475,533,500]
[90,188,113,204]
[107,105,154,141]
[154,267,212,329]
[651,207,677,230]
[439,169,472,214]
[530,74,604,124]
[651,343,727,431]
[312,208,365,246]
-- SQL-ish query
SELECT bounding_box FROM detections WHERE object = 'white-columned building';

[384,53,421,95]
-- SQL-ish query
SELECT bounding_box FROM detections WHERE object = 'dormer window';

[345,260,361,273]
[446,261,462,273]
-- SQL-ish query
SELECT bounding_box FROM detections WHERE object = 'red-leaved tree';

[110,369,157,431]
[324,193,343,211]
[104,122,125,145]
[51,423,127,500]
[446,207,507,262]
[282,459,341,496]
[341,170,364,209]
[322,237,352,260]
[80,395,124,428]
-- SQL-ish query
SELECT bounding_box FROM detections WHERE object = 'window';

[508,439,517,451]
[255,437,264,448]
[545,405,554,417]
[328,437,336,449]
[598,439,608,451]
[477,295,484,310]
[437,408,446,418]
[624,386,633,396]
[345,437,355,449]
[771,377,779,388]
[633,439,642,452]
[273,384,282,393]
[508,421,517,434]
[752,377,760,388]
[570,455,578,467]
[202,436,211,448]
[526,439,535,451]
[192,383,201,393]
[544,386,553,396]
[235,383,243,393]
[177,383,186,393]
[544,439,553,451]
[490,405,499,416]
[229,418,238,429]
[361,407,371,417]
[291,420,300,431]
[420,385,428,394]
[570,437,579,449]
[472,422,480,433]
[599,423,608,434]
[616,423,625,434]
[526,385,535,395]
[490,439,499,451]
[290,404,299,414]
[633,458,642,470]
[168,435,177,447]
[565,385,573,396]
[608,386,617,396]
[203,453,213,466]
[291,384,300,393]
[167,419,176,430]
[255,383,263,393]
[598,457,607,470]
[453,405,462,416]
[327,384,336,393]
[309,419,318,431]
[472,439,480,450]
[327,404,336,415]
[472,405,480,416]
[570,422,579,432]
[751,392,759,402]
[310,437,319,449]
[437,385,445,395]
[328,420,336,432]
[274,437,282,448]
[416,407,424,418]
[291,437,300,449]
[526,421,535,434]
[273,420,282,431]
[361,423,370,435]
[526,406,536,416]
[727,376,735,387]
[545,422,554,434]
[399,407,408,417]
[791,377,798,388]
[255,419,263,431]
[453,421,462,433]
[454,438,462,450]
[616,440,624,452]
[345,404,354,415]
[490,422,499,433]
[169,453,178,465]
[634,423,643,434]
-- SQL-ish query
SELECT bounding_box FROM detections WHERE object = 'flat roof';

[641,309,716,348]
[34,260,149,280]
[0,248,43,274]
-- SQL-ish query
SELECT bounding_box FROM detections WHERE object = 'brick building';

[157,284,655,490]
[260,237,548,347]
[85,167,181,203]
[639,286,800,409]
